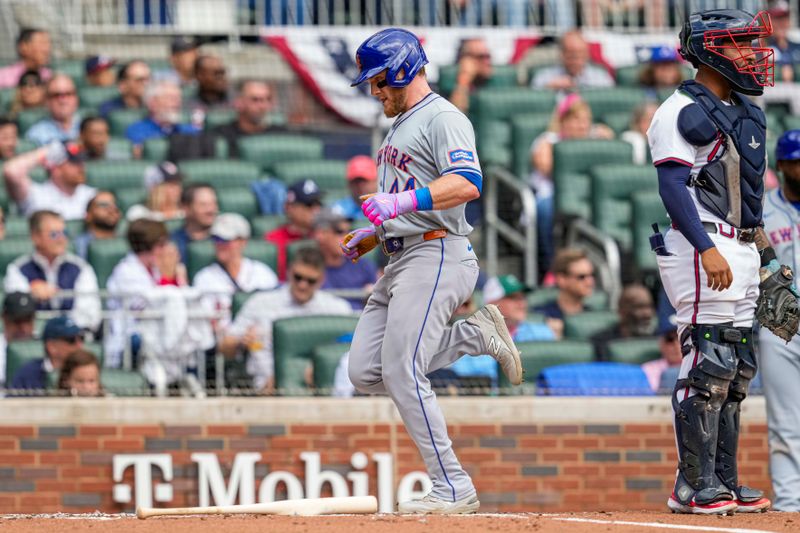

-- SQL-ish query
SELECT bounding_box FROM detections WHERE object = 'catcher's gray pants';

[759,327,800,511]
[349,234,484,502]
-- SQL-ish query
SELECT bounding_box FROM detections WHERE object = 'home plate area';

[1,511,799,533]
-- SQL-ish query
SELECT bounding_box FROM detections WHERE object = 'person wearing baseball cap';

[170,36,200,87]
[639,45,683,94]
[767,1,800,82]
[449,274,556,388]
[0,292,36,387]
[85,55,116,87]
[194,213,278,330]
[331,155,378,221]
[266,179,323,280]
[2,139,97,220]
[9,315,84,394]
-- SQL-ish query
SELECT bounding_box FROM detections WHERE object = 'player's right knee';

[348,366,379,393]
[676,324,741,407]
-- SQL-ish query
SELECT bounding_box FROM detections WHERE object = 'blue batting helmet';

[777,130,800,161]
[351,28,428,88]
[679,9,774,96]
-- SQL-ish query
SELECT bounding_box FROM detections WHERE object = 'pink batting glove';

[340,227,377,261]
[361,190,417,226]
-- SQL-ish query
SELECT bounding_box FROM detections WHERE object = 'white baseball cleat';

[466,304,523,385]
[398,493,480,514]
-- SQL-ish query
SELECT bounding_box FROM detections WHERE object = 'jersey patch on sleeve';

[448,149,475,164]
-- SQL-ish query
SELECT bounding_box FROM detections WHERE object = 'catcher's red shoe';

[734,496,771,513]
[668,493,738,515]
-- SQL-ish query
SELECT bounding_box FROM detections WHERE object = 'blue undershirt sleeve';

[656,161,715,253]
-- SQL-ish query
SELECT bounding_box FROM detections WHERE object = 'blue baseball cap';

[650,45,679,64]
[286,179,322,206]
[43,316,82,340]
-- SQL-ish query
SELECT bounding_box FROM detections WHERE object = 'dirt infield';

[2,511,799,533]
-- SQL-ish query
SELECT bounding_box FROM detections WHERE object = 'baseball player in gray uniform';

[759,129,800,511]
[342,28,523,514]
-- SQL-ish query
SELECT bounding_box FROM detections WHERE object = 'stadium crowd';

[0,1,797,397]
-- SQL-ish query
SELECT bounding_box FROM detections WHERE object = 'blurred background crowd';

[0,0,796,398]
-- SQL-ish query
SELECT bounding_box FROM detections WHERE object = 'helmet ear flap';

[679,22,701,68]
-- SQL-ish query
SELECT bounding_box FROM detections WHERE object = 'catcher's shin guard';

[671,325,738,508]
[715,328,771,513]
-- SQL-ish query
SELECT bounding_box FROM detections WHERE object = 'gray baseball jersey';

[376,93,481,239]
[758,187,800,511]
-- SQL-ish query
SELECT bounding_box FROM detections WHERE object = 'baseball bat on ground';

[136,495,378,519]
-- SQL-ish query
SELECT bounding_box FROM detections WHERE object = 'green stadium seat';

[231,291,253,319]
[582,87,648,117]
[237,135,324,173]
[511,113,550,179]
[312,342,350,393]
[272,315,359,394]
[100,368,150,396]
[472,88,555,147]
[78,86,119,108]
[591,164,658,249]
[585,291,609,311]
[17,109,49,136]
[4,216,29,238]
[606,337,661,365]
[477,119,513,167]
[0,185,7,212]
[15,138,38,154]
[251,215,285,237]
[564,311,619,340]
[286,239,319,266]
[553,140,633,219]
[65,219,85,240]
[205,109,237,129]
[632,191,669,271]
[142,137,168,161]
[272,160,347,189]
[107,109,147,137]
[187,239,279,281]
[0,87,14,110]
[438,64,520,97]
[164,218,183,234]
[106,137,133,160]
[0,238,33,277]
[217,188,259,219]
[87,238,129,288]
[29,167,47,183]
[114,187,146,212]
[498,340,595,393]
[179,159,260,188]
[783,115,800,131]
[85,160,149,190]
[766,134,778,171]
[598,112,632,135]
[53,60,86,85]
[615,65,641,87]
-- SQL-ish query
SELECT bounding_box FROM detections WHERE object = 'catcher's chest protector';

[678,80,767,228]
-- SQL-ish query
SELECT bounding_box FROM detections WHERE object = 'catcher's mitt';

[756,263,800,342]
[341,228,378,263]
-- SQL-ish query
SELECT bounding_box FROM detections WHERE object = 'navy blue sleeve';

[656,162,715,253]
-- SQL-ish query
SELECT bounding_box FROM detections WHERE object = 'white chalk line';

[552,517,777,533]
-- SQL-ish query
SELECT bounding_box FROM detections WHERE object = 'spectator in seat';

[10,315,84,394]
[170,182,218,263]
[331,155,378,221]
[127,161,185,222]
[213,80,279,158]
[266,179,322,281]
[450,274,558,388]
[3,140,96,220]
[638,46,684,97]
[190,55,231,110]
[220,247,351,393]
[448,37,493,114]
[8,69,46,120]
[99,60,151,117]
[169,36,200,88]
[194,213,278,330]
[58,349,103,397]
[125,77,200,155]
[534,248,595,334]
[0,292,36,388]
[621,101,659,165]
[104,218,187,367]
[79,116,111,160]
[642,300,681,393]
[4,210,101,332]
[313,209,377,310]
[591,283,656,361]
[529,94,613,271]
[85,55,116,87]
[0,117,19,161]
[768,2,800,82]
[0,28,51,89]
[530,30,614,91]
[73,190,121,260]
[26,74,81,146]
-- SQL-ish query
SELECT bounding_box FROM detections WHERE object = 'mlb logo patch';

[449,149,475,164]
